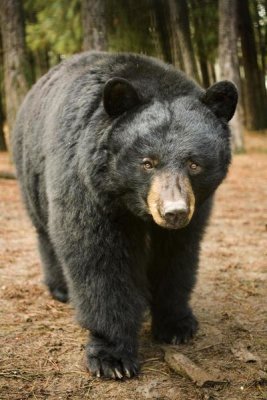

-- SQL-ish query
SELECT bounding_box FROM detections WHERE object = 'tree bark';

[208,62,216,84]
[82,0,107,51]
[0,96,7,151]
[0,0,29,138]
[167,0,184,69]
[238,0,267,130]
[168,0,200,81]
[218,0,245,152]
[105,0,162,58]
[149,6,165,59]
[154,0,173,64]
[252,0,266,76]
[190,0,210,88]
[0,37,7,151]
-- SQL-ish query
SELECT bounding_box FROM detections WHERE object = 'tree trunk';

[153,0,173,64]
[34,49,50,79]
[168,0,200,81]
[190,0,210,88]
[106,0,161,58]
[149,6,165,59]
[0,92,7,151]
[82,0,107,51]
[167,0,184,69]
[0,36,7,151]
[238,0,267,130]
[0,0,29,138]
[208,62,216,84]
[218,0,245,152]
[252,0,266,76]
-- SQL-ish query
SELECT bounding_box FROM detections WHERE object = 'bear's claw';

[152,311,199,345]
[87,355,139,379]
[86,340,139,379]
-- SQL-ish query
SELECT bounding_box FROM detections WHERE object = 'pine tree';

[0,0,29,138]
[218,0,244,151]
[238,0,267,130]
[82,0,107,51]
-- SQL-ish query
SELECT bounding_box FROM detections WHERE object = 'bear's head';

[102,77,238,229]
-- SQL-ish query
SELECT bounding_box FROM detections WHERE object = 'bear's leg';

[148,227,200,344]
[37,230,69,303]
[50,212,147,379]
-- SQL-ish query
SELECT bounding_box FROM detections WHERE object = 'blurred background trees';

[0,0,30,149]
[218,0,244,151]
[0,0,266,152]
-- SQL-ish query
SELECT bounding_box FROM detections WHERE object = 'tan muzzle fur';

[147,172,195,229]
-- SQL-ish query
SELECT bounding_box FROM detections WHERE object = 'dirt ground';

[0,134,266,400]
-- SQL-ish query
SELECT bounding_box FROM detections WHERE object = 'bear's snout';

[147,172,195,229]
[160,199,189,228]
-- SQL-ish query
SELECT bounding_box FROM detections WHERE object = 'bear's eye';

[188,160,202,174]
[142,158,155,170]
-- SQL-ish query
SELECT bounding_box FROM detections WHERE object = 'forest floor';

[0,134,266,400]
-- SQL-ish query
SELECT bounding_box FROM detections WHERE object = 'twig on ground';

[162,347,228,388]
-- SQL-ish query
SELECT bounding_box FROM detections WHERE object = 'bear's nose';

[162,200,189,226]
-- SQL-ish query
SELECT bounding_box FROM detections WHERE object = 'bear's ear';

[103,77,141,117]
[201,81,238,122]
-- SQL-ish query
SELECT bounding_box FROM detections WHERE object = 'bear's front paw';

[86,338,139,379]
[152,311,198,345]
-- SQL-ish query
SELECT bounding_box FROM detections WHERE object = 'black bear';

[12,52,237,379]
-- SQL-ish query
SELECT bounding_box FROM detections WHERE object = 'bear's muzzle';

[147,172,195,229]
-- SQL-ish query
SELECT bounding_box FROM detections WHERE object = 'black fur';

[12,52,237,379]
